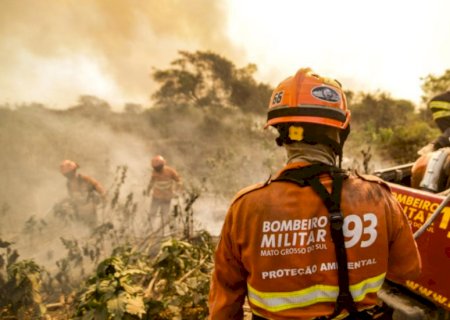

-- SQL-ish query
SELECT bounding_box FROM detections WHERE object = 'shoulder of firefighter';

[150,166,181,181]
[209,164,421,319]
[147,166,182,197]
[79,174,106,197]
[167,165,181,181]
[354,171,391,190]
[229,181,268,204]
[433,128,450,150]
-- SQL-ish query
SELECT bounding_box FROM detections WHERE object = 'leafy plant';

[71,229,215,320]
[0,240,47,319]
[146,231,214,319]
[73,246,150,320]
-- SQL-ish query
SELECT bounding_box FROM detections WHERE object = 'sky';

[0,0,449,110]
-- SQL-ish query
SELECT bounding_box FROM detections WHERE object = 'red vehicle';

[374,163,450,318]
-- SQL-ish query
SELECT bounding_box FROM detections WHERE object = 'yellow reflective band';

[248,283,337,312]
[349,273,386,301]
[247,273,385,312]
[430,101,450,111]
[431,110,450,120]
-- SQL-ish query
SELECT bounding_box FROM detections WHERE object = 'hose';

[414,191,450,239]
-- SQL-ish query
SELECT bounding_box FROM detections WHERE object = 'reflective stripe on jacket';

[67,173,105,204]
[247,272,385,313]
[149,166,181,200]
[209,161,421,320]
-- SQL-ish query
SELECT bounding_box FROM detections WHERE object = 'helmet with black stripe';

[429,91,450,132]
[266,68,351,163]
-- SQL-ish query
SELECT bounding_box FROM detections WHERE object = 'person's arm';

[93,180,106,198]
[145,177,155,196]
[82,175,106,198]
[170,168,183,193]
[385,193,422,281]
[208,207,247,319]
[66,180,73,198]
[433,127,450,149]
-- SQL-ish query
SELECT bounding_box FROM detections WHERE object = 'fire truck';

[373,161,450,319]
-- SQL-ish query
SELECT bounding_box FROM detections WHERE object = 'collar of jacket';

[270,161,341,183]
[272,161,312,180]
[285,142,336,166]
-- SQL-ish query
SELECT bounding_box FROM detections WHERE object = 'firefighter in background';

[412,91,450,192]
[59,159,106,229]
[145,155,182,235]
[209,68,421,319]
[418,91,450,154]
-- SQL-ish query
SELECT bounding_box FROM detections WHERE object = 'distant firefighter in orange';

[59,159,106,228]
[145,155,182,235]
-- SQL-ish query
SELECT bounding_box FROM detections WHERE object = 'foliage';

[73,246,149,320]
[47,218,139,315]
[66,95,112,121]
[350,92,415,131]
[347,91,437,165]
[0,240,47,319]
[420,69,450,104]
[151,50,271,114]
[145,231,214,320]
[379,122,439,163]
[73,230,215,320]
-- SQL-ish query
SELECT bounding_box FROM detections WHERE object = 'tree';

[228,63,272,114]
[347,91,436,165]
[420,69,450,104]
[380,122,438,163]
[66,95,112,120]
[151,50,271,113]
[124,103,143,115]
[351,92,415,131]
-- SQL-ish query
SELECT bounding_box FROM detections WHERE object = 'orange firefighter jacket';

[209,161,421,320]
[148,166,181,200]
[67,173,106,204]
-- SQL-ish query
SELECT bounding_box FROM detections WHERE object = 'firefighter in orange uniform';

[418,91,450,155]
[60,159,106,228]
[146,155,182,235]
[208,68,421,319]
[412,91,450,193]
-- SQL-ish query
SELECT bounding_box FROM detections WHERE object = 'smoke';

[0,0,241,108]
[0,106,157,268]
[0,103,278,271]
